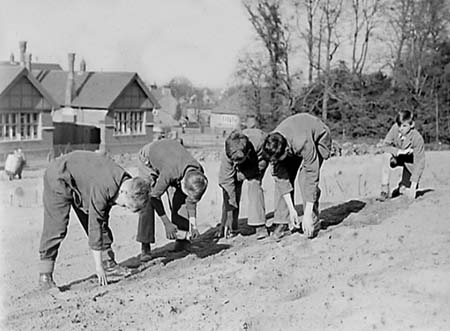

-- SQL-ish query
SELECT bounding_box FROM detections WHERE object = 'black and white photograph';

[1,0,449,330]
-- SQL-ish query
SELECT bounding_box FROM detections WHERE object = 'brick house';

[36,54,160,154]
[0,66,58,161]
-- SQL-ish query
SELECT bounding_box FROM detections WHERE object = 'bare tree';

[350,0,381,76]
[243,0,292,123]
[319,0,343,120]
[293,0,321,84]
[234,51,270,121]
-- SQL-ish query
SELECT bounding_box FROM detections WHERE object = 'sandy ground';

[0,151,449,330]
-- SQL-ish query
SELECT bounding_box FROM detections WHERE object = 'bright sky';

[0,0,255,88]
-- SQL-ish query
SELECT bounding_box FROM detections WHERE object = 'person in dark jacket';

[218,129,268,239]
[136,139,208,261]
[39,151,150,289]
[262,113,332,240]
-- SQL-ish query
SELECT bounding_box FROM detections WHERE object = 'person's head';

[181,169,208,203]
[262,132,288,163]
[225,130,251,164]
[115,177,150,212]
[395,110,415,136]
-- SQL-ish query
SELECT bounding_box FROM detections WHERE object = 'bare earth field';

[1,151,449,331]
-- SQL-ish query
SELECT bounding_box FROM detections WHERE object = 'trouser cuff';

[39,259,55,274]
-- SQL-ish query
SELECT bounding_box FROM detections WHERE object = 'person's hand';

[288,210,300,231]
[404,147,413,155]
[302,212,317,238]
[189,225,200,239]
[164,222,178,240]
[95,265,108,286]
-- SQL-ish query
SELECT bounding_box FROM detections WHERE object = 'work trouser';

[220,178,266,231]
[136,164,190,244]
[272,156,324,226]
[381,153,415,189]
[39,168,114,274]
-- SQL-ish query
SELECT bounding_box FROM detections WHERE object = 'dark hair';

[395,110,414,126]
[225,130,250,164]
[262,132,287,162]
[183,170,208,201]
[128,177,150,212]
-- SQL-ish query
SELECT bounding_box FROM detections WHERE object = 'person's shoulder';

[411,129,424,141]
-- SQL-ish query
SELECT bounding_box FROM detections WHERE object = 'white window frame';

[0,111,41,142]
[113,110,145,136]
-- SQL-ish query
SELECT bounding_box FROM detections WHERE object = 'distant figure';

[218,129,268,239]
[377,110,425,201]
[136,140,208,262]
[262,113,332,240]
[38,151,150,290]
[245,116,259,129]
[5,148,26,180]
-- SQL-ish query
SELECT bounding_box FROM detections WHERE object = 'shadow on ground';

[60,191,437,291]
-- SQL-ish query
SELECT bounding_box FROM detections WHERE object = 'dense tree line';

[236,0,450,144]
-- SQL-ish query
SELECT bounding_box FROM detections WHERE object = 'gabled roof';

[0,66,59,108]
[35,70,160,109]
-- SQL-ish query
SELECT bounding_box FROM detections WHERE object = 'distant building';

[35,53,160,154]
[210,93,242,132]
[0,66,58,161]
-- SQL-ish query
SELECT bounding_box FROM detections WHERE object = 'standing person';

[377,110,425,201]
[136,139,208,262]
[218,129,268,239]
[262,113,332,240]
[39,151,150,289]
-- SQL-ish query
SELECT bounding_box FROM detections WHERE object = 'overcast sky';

[0,0,255,88]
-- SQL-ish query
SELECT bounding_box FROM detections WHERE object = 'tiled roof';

[211,92,243,115]
[0,66,58,108]
[35,71,160,109]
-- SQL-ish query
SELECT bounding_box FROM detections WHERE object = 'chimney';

[19,41,27,67]
[25,53,32,71]
[65,53,75,106]
[79,58,86,72]
[10,53,15,64]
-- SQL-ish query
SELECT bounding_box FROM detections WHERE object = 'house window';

[114,110,144,135]
[0,112,40,141]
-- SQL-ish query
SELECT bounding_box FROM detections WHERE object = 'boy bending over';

[218,128,268,239]
[262,113,332,240]
[39,151,149,289]
[136,139,208,261]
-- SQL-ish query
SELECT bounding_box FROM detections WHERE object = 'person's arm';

[87,187,111,285]
[149,172,171,217]
[91,249,107,286]
[282,192,300,229]
[381,125,400,155]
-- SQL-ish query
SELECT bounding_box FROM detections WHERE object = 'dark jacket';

[272,113,331,202]
[138,139,204,217]
[218,128,268,207]
[45,151,130,250]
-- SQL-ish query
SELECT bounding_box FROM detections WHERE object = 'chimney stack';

[10,53,15,64]
[26,53,32,71]
[80,58,86,72]
[65,53,76,106]
[19,41,27,67]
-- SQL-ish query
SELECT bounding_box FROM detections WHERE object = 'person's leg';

[298,156,322,237]
[38,173,71,288]
[247,179,268,239]
[136,161,156,260]
[170,187,191,251]
[272,157,301,240]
